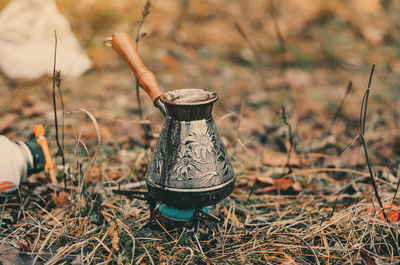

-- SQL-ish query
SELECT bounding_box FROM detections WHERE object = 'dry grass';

[1,0,400,264]
[1,174,399,264]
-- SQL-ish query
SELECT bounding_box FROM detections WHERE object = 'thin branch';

[361,64,375,135]
[282,106,295,172]
[52,31,67,190]
[337,135,360,156]
[134,0,152,146]
[135,0,152,47]
[359,135,387,221]
[358,64,388,222]
[56,72,65,152]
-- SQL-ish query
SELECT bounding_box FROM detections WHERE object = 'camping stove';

[113,190,221,255]
[113,189,221,254]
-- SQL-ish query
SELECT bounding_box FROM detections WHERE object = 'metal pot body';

[146,89,235,208]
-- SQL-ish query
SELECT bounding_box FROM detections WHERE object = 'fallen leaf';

[367,202,400,223]
[52,191,70,208]
[256,173,301,194]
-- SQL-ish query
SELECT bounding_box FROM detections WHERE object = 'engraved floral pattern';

[146,117,235,188]
[185,128,215,162]
[169,151,204,181]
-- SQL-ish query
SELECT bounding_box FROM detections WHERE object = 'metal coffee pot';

[109,32,235,209]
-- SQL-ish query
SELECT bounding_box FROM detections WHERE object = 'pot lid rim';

[160,88,218,106]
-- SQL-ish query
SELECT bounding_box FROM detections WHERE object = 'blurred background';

[1,1,400,263]
[0,0,399,184]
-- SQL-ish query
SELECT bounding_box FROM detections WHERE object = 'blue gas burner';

[158,204,213,222]
[112,188,222,255]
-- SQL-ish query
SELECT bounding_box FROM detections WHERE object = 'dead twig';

[281,106,295,172]
[358,64,388,222]
[134,0,153,146]
[52,31,67,190]
[55,72,65,155]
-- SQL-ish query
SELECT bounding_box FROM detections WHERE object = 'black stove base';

[113,188,223,255]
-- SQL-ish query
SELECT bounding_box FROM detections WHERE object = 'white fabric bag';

[0,0,92,79]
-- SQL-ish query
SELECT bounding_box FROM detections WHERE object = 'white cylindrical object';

[0,136,34,193]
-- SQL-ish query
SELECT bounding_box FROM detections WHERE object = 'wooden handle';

[111,32,163,104]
